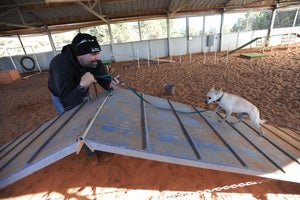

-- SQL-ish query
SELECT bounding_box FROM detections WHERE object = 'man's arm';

[93,61,112,90]
[50,58,88,110]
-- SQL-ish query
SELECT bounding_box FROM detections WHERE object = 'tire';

[20,56,35,71]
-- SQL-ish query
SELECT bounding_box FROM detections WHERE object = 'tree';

[296,10,300,26]
[251,12,272,30]
[231,13,249,32]
[274,10,297,28]
[233,9,298,30]
[140,19,167,40]
[111,22,140,43]
[86,25,110,44]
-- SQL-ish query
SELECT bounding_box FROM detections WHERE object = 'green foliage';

[52,30,78,50]
[170,18,186,37]
[0,37,21,57]
[82,26,110,44]
[230,9,297,32]
[231,13,249,32]
[296,10,300,26]
[251,12,272,30]
[189,16,203,36]
[274,10,297,28]
[111,22,140,43]
[231,12,272,32]
[140,19,167,40]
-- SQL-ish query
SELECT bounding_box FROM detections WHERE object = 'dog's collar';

[216,92,224,102]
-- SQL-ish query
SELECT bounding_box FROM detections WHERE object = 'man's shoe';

[88,152,100,166]
[101,152,113,163]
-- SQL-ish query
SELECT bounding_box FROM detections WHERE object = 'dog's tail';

[260,119,267,125]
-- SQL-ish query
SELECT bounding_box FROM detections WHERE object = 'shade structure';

[0,88,299,189]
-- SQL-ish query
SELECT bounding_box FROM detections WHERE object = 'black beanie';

[72,33,101,56]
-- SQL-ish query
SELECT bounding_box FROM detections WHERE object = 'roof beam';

[91,0,100,9]
[0,1,44,9]
[224,0,295,10]
[224,0,234,7]
[168,0,193,16]
[0,21,40,29]
[0,7,42,30]
[75,0,108,23]
[102,0,136,3]
[17,7,26,25]
[0,7,19,18]
[45,0,134,2]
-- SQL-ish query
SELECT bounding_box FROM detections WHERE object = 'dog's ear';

[211,84,215,91]
[218,88,223,92]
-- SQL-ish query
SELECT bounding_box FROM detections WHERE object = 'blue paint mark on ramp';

[101,125,117,132]
[158,134,178,143]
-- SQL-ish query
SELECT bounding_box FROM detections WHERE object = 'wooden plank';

[276,126,300,136]
[225,116,297,172]
[263,124,300,151]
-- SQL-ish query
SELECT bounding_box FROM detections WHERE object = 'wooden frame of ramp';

[0,88,299,189]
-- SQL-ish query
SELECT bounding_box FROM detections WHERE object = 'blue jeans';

[51,92,100,156]
[50,93,65,115]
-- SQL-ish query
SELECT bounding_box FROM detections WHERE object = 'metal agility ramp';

[1,88,300,189]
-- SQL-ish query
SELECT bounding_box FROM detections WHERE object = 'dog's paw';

[259,130,264,137]
[218,119,224,124]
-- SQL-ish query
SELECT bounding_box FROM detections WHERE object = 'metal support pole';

[147,43,150,67]
[219,11,225,51]
[202,15,206,53]
[29,46,41,72]
[138,21,142,41]
[5,49,18,70]
[157,48,159,67]
[17,35,26,55]
[108,23,115,61]
[137,48,140,68]
[45,26,57,56]
[186,16,189,55]
[267,7,277,46]
[167,16,171,57]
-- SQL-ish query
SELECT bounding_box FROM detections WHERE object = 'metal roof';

[1,88,299,189]
[1,0,299,36]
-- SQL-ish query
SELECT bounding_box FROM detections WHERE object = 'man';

[48,33,119,164]
[48,33,119,114]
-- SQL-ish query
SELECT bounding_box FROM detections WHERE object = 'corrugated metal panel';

[103,0,171,16]
[0,88,299,190]
[35,6,84,21]
[188,0,226,9]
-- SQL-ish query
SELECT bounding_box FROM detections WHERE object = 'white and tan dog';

[205,85,265,136]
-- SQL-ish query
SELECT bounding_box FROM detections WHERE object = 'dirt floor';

[0,45,300,199]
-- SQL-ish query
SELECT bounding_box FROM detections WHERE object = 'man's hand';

[109,75,120,89]
[80,72,96,88]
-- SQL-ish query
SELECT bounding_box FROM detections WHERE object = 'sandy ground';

[0,45,300,199]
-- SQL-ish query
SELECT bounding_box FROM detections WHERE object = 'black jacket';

[48,44,111,111]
